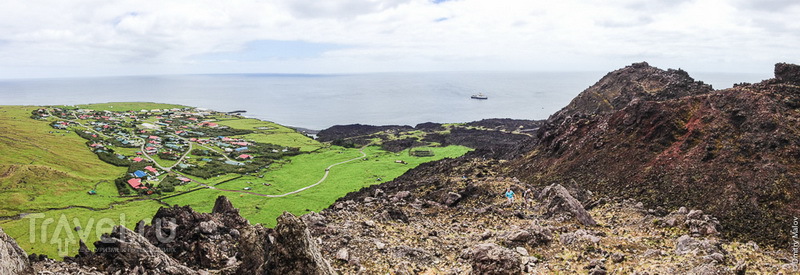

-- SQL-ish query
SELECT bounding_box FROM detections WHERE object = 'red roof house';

[144,166,158,174]
[132,157,144,162]
[127,178,145,189]
[237,154,253,160]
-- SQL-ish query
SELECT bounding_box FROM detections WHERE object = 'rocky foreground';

[1,169,794,274]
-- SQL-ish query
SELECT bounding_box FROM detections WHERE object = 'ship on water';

[471,93,488,100]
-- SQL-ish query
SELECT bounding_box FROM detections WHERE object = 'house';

[237,154,253,160]
[127,178,145,189]
[198,122,219,128]
[132,170,147,178]
[234,147,249,152]
[144,166,159,175]
[132,157,144,162]
[225,160,244,166]
[177,177,192,183]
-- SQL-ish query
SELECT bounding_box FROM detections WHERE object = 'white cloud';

[0,0,797,78]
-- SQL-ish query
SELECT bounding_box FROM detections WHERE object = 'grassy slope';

[0,200,164,258]
[214,117,322,152]
[0,106,127,216]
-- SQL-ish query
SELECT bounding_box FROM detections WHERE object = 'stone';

[514,247,528,256]
[703,252,725,264]
[0,227,34,275]
[537,184,597,226]
[394,191,412,201]
[775,62,800,84]
[199,220,220,234]
[335,248,349,262]
[674,235,724,256]
[442,192,462,206]
[465,243,522,275]
[610,252,625,263]
[686,210,703,220]
[585,259,607,275]
[266,212,336,275]
[90,226,199,275]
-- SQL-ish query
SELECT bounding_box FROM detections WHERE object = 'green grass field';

[215,118,323,152]
[163,145,471,227]
[0,199,164,258]
[0,106,128,216]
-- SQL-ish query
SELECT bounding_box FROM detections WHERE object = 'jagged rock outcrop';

[511,62,800,245]
[265,212,335,275]
[775,62,800,84]
[89,226,198,275]
[0,227,33,275]
[69,196,334,274]
[537,184,597,226]
[133,196,251,271]
[553,61,713,118]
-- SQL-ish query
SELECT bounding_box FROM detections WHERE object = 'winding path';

[191,146,368,198]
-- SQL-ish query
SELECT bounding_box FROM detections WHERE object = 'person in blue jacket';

[504,187,515,205]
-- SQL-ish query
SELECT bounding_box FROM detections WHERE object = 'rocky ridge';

[511,62,800,246]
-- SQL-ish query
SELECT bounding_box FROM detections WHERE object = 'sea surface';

[0,72,771,130]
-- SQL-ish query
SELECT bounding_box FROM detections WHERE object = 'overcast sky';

[0,0,797,78]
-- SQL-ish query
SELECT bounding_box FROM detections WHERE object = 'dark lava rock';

[89,226,198,275]
[775,62,800,84]
[511,62,800,246]
[553,61,712,118]
[464,243,521,275]
[415,122,444,131]
[465,118,544,133]
[317,124,414,142]
[266,212,336,275]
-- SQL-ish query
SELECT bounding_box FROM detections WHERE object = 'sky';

[0,0,798,78]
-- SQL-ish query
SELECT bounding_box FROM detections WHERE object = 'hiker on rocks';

[504,188,515,205]
[523,188,533,209]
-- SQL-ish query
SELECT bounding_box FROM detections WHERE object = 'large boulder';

[266,212,336,275]
[464,243,521,275]
[537,184,597,226]
[0,227,33,275]
[89,226,198,275]
[775,62,800,84]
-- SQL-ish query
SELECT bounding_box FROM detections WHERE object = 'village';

[32,106,301,196]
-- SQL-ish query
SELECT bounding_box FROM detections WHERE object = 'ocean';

[0,71,771,130]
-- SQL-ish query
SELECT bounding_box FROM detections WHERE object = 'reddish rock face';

[511,62,800,246]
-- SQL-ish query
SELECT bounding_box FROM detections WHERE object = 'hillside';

[0,106,126,216]
[510,62,800,246]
